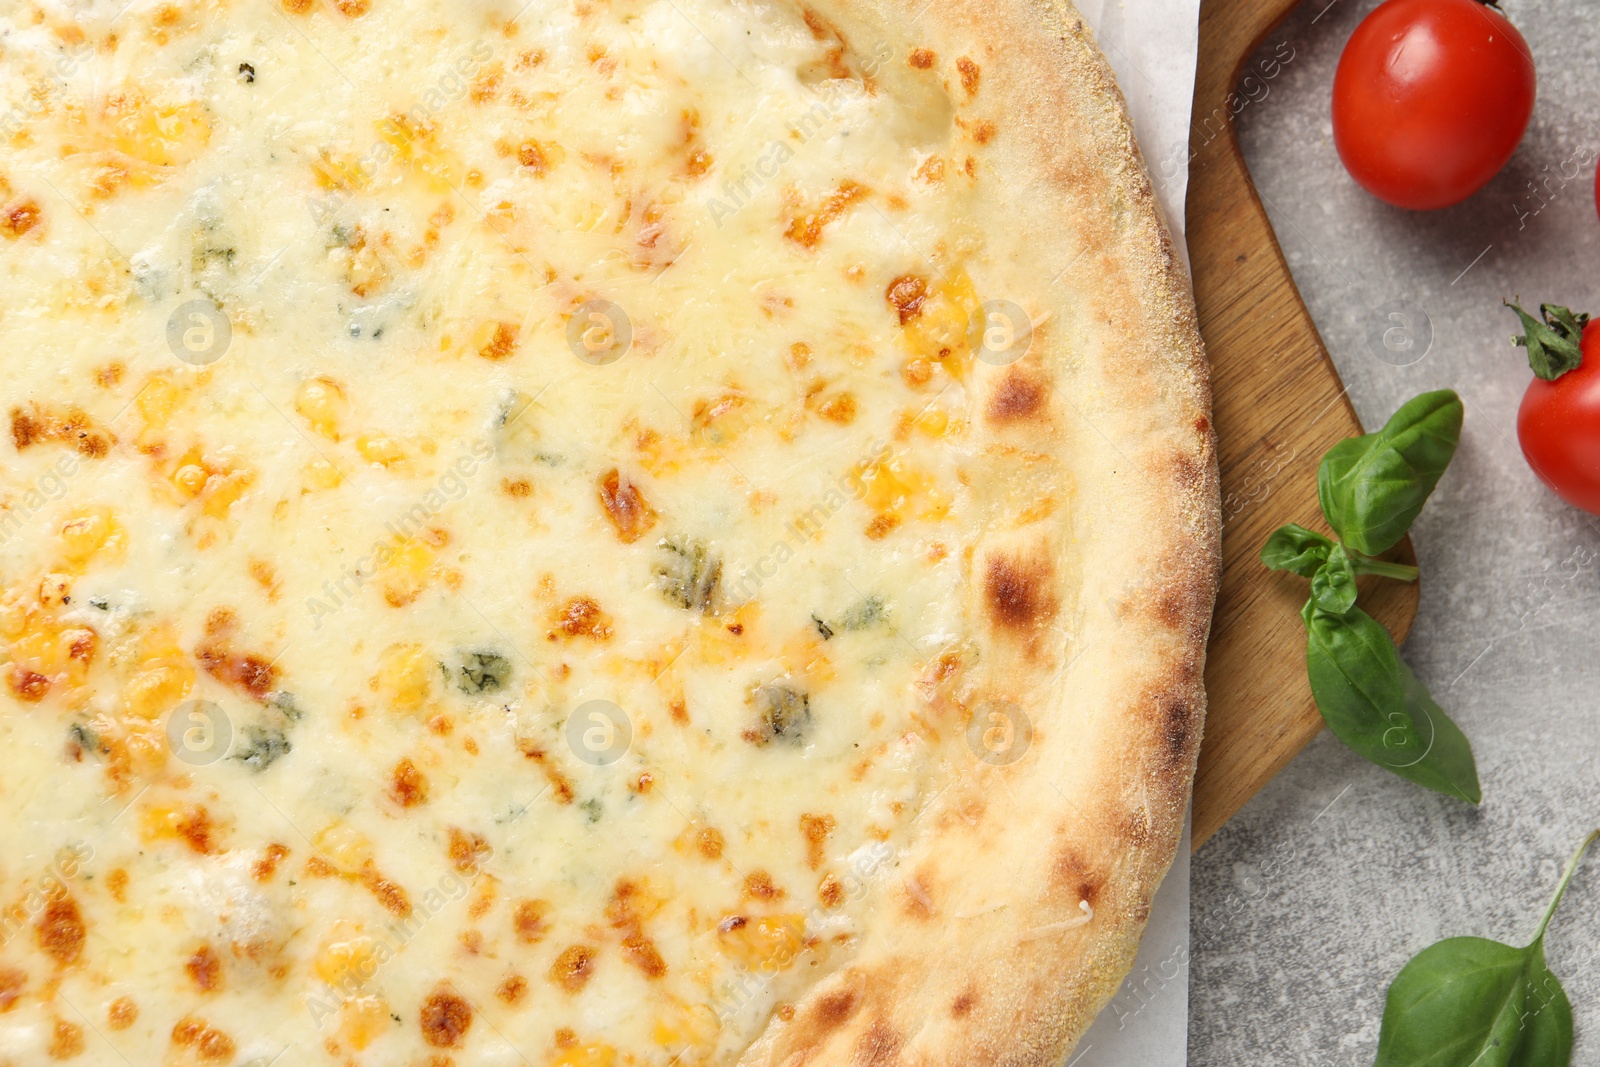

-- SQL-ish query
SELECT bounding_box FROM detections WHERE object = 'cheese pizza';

[0,0,1217,1062]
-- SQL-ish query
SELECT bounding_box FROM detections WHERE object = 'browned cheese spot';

[518,740,576,803]
[37,893,86,964]
[477,322,519,361]
[420,985,473,1048]
[951,986,979,1018]
[175,805,218,854]
[448,827,490,873]
[359,863,412,916]
[697,825,725,859]
[8,666,50,703]
[972,119,997,145]
[10,404,112,458]
[105,996,137,1030]
[885,275,928,324]
[549,945,596,993]
[185,943,223,992]
[388,757,430,807]
[816,391,857,424]
[743,870,785,901]
[956,56,980,96]
[0,968,21,1014]
[496,974,527,1005]
[799,813,835,869]
[549,595,613,641]
[621,931,667,979]
[983,551,1059,633]
[597,468,658,544]
[908,48,935,68]
[513,899,550,944]
[986,370,1047,424]
[252,843,289,882]
[785,181,867,250]
[818,875,844,908]
[171,1016,236,1062]
[48,1019,84,1059]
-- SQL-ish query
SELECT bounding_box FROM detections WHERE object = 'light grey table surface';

[1187,0,1600,1062]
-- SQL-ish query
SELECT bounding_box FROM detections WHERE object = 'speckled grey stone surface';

[1188,0,1600,1063]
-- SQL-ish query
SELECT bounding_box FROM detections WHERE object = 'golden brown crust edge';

[734,0,1219,1063]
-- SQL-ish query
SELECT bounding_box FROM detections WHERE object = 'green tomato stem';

[1350,555,1420,582]
[1532,829,1600,946]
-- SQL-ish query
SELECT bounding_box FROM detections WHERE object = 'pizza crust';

[736,0,1219,1060]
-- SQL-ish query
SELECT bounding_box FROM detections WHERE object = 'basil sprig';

[1374,830,1598,1067]
[1262,390,1480,803]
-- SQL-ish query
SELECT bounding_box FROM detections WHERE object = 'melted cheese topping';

[0,0,1024,1061]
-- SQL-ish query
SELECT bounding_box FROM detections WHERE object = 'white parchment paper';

[1061,1,1200,1064]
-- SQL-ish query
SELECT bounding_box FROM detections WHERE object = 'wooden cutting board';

[1185,0,1421,848]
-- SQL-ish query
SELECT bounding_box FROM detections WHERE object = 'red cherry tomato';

[1332,0,1536,210]
[1519,319,1600,515]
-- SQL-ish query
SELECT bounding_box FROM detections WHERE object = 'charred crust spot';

[855,1020,903,1066]
[38,894,85,964]
[885,275,928,324]
[1051,847,1101,906]
[185,944,222,992]
[549,944,597,993]
[901,872,936,920]
[908,48,935,68]
[419,985,473,1048]
[957,56,980,96]
[388,757,430,807]
[1157,692,1197,766]
[951,986,978,1018]
[814,985,860,1030]
[986,371,1048,424]
[983,551,1058,633]
[1194,415,1210,434]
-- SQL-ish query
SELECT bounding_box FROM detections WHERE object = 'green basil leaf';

[1317,390,1463,556]
[1302,603,1480,804]
[1374,831,1596,1067]
[1261,523,1334,577]
[1311,543,1359,615]
[1373,937,1569,1067]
